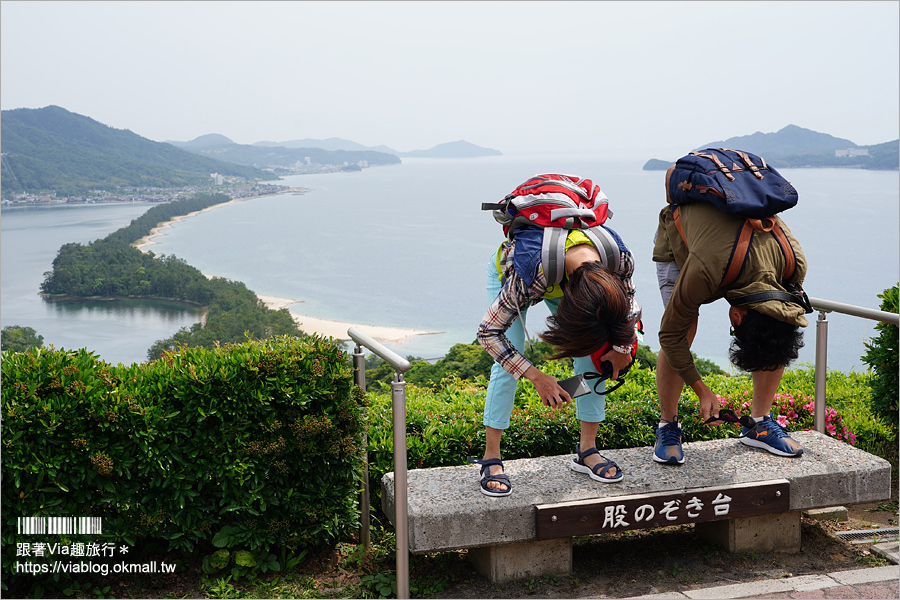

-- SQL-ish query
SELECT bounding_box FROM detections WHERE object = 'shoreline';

[132,193,443,346]
[133,192,288,252]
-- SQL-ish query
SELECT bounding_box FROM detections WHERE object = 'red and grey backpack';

[483,174,641,394]
[481,174,622,285]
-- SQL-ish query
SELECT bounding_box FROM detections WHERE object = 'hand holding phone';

[558,375,590,400]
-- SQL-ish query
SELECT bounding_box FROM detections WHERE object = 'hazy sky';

[2,1,898,158]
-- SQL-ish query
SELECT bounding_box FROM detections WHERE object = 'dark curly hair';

[540,261,636,359]
[729,309,804,371]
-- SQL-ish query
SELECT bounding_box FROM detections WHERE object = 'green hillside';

[0,106,270,194]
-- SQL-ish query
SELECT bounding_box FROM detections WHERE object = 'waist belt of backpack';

[671,206,796,288]
[727,283,814,314]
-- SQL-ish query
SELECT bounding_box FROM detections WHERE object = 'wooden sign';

[536,479,790,540]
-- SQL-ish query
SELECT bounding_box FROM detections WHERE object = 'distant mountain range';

[402,140,502,158]
[170,135,503,159]
[166,135,401,170]
[0,106,270,193]
[643,125,898,170]
[252,136,399,155]
[0,105,504,195]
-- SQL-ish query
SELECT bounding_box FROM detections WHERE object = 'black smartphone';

[558,375,590,400]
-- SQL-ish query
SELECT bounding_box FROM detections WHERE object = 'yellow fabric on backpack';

[496,230,595,299]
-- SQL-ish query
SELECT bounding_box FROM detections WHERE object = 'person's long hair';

[540,261,635,359]
[729,309,804,371]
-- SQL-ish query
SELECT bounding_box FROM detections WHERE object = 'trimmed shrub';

[862,284,899,432]
[1,335,364,595]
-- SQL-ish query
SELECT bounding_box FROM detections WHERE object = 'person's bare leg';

[750,367,784,418]
[482,426,508,492]
[578,420,618,478]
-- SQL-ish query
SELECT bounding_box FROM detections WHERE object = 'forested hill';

[643,125,899,170]
[0,106,269,193]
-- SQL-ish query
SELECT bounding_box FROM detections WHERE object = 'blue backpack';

[667,148,802,290]
[667,148,798,219]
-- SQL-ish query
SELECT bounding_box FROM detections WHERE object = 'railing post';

[391,373,410,599]
[352,343,370,551]
[814,310,828,434]
[347,327,411,599]
[808,296,899,435]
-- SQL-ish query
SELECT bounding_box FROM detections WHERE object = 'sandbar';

[132,194,441,345]
[134,193,282,252]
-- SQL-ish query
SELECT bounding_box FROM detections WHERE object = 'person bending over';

[651,167,808,465]
[474,199,641,496]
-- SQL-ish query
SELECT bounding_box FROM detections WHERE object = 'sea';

[2,154,897,373]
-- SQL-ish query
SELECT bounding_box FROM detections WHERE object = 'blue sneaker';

[739,414,804,457]
[653,418,684,464]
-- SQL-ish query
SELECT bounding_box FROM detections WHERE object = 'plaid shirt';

[477,236,640,379]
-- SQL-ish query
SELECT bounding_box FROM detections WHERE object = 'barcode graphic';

[17,517,103,535]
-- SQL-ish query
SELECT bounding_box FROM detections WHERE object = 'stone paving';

[625,564,899,599]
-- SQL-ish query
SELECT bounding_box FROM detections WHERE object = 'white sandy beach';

[132,195,441,345]
[256,295,440,344]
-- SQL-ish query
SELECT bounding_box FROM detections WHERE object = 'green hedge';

[863,284,899,432]
[1,335,364,594]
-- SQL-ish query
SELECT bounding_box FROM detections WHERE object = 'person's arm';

[476,273,570,407]
[476,276,534,379]
[657,256,718,386]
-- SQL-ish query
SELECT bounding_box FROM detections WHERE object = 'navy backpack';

[666,148,803,290]
[667,148,798,219]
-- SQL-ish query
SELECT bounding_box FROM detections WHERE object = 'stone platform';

[381,431,892,583]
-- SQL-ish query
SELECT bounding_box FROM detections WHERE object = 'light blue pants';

[483,252,606,430]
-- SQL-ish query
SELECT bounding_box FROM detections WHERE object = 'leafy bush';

[364,340,725,393]
[364,340,565,392]
[862,284,898,432]
[1,335,364,595]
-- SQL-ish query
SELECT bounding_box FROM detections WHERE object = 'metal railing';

[348,327,411,599]
[807,296,898,433]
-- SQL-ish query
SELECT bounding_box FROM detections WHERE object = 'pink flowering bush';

[716,392,856,445]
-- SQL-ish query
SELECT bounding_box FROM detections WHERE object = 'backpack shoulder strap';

[581,226,621,274]
[771,223,797,281]
[721,220,755,287]
[541,228,568,286]
[539,225,622,286]
[672,206,687,246]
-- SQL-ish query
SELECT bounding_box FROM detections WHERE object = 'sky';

[1,1,898,158]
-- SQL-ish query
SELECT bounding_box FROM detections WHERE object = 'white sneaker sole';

[570,459,624,483]
[652,449,685,465]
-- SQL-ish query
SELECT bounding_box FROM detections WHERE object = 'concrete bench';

[381,430,892,583]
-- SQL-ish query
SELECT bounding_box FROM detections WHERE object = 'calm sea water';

[0,202,205,364]
[2,155,897,372]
